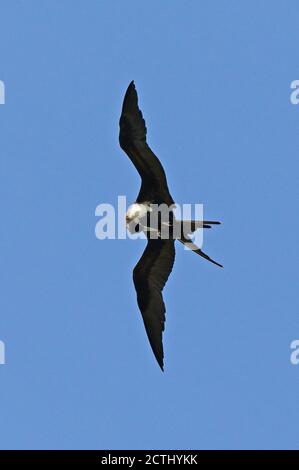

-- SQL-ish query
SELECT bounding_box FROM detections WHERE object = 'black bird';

[119,81,222,370]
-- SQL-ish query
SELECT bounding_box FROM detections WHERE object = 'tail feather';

[178,238,223,268]
[202,220,221,226]
[178,220,221,233]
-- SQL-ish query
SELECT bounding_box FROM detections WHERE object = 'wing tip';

[158,359,164,372]
[121,80,139,114]
[151,343,164,371]
[127,80,136,93]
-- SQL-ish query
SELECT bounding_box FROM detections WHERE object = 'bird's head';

[125,203,148,225]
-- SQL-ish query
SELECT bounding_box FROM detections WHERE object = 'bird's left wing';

[119,81,174,205]
[133,239,175,370]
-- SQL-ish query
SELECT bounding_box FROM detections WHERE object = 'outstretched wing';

[133,239,175,370]
[119,81,174,205]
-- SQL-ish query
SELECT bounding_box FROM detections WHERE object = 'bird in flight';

[119,81,222,370]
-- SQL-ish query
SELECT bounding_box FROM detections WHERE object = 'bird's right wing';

[119,81,174,205]
[133,238,175,370]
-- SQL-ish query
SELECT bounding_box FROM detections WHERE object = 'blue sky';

[0,0,299,450]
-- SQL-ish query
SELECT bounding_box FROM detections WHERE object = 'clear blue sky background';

[0,0,298,450]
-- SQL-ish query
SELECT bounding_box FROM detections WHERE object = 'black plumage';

[119,81,222,370]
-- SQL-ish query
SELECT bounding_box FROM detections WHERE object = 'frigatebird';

[119,81,222,370]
